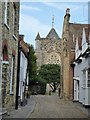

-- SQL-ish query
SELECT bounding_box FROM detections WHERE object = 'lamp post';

[0,56,2,117]
[15,40,21,109]
[0,4,2,117]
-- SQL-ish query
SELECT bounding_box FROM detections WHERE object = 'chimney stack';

[19,34,24,41]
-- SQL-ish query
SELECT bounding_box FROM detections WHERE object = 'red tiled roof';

[69,23,90,50]
[19,35,29,57]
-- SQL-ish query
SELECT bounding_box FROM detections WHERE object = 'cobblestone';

[29,93,89,119]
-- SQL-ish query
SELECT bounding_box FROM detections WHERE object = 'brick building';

[1,1,20,112]
[61,8,89,100]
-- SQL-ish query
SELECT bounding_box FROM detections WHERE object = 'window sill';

[13,34,17,41]
[2,61,9,64]
[82,87,90,89]
[10,92,14,95]
[4,23,10,30]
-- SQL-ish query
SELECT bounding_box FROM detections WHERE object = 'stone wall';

[1,2,20,111]
[35,38,61,68]
[2,62,9,108]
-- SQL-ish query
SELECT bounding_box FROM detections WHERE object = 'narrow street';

[29,93,88,118]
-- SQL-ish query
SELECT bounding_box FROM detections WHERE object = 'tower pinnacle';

[52,15,54,28]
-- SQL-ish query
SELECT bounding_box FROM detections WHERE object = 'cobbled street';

[29,93,89,119]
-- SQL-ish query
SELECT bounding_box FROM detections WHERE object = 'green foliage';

[30,74,47,85]
[38,64,60,92]
[28,44,37,88]
[30,74,47,95]
[29,45,37,75]
[36,75,47,94]
[28,44,47,94]
[38,83,46,95]
[38,64,60,83]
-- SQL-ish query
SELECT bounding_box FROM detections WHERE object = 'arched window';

[3,46,8,61]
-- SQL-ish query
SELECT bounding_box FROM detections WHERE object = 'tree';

[28,44,37,90]
[28,45,47,95]
[38,64,60,92]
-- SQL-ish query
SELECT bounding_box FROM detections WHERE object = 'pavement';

[1,93,90,119]
[1,95,36,120]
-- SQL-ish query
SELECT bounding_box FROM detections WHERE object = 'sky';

[19,1,89,48]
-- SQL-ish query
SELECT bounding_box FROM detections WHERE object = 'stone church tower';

[35,24,61,69]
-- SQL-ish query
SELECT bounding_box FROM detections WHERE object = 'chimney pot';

[66,8,70,14]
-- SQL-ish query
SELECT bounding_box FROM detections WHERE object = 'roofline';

[69,23,90,25]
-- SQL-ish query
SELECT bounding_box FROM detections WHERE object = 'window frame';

[10,55,15,95]
[4,0,10,29]
[12,3,17,38]
[87,69,90,87]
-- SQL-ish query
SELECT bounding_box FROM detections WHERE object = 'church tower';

[35,17,62,69]
[35,32,43,68]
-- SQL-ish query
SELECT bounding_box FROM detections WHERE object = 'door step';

[0,108,7,116]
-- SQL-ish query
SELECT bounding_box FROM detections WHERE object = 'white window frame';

[4,0,8,24]
[12,4,15,35]
[83,70,86,88]
[12,4,17,38]
[10,55,15,94]
[4,0,9,29]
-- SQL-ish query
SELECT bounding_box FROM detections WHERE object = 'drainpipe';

[28,46,31,92]
[70,61,75,100]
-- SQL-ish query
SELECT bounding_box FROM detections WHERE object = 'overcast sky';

[19,1,88,48]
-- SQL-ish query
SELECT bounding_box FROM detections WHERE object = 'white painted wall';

[19,52,28,102]
[74,28,90,106]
